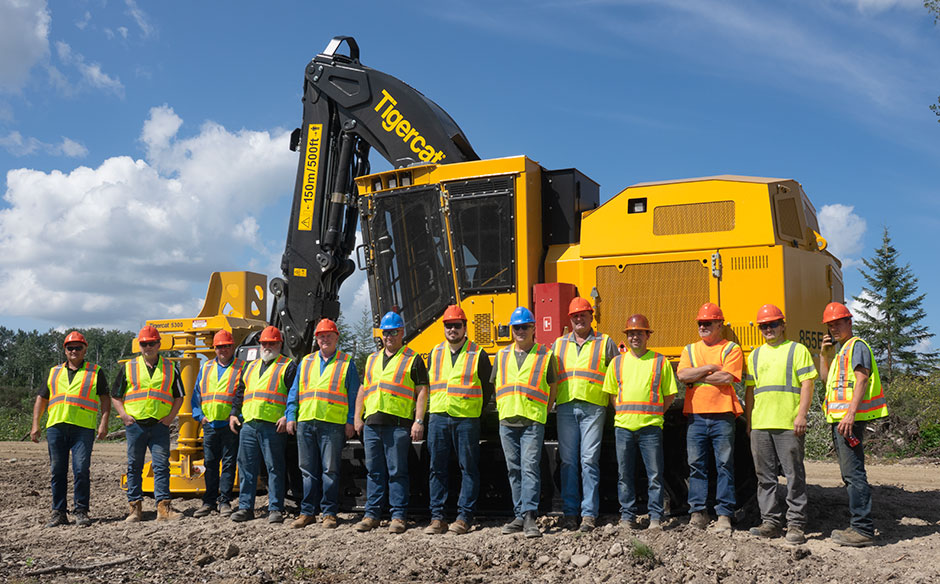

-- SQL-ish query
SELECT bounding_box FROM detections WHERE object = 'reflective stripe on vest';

[428,340,484,417]
[825,337,887,422]
[124,356,175,420]
[495,343,552,424]
[749,343,801,396]
[686,341,739,388]
[613,353,666,415]
[198,358,245,422]
[242,355,291,422]
[553,333,609,406]
[46,362,100,429]
[297,351,351,424]
[362,347,418,419]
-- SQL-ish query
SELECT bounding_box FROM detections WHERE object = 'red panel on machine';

[533,282,578,345]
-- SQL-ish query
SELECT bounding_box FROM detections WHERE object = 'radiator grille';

[731,325,762,349]
[729,255,769,270]
[653,201,735,235]
[473,313,492,345]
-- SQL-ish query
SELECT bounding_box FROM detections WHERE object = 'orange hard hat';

[696,303,724,322]
[213,330,235,347]
[568,297,594,316]
[314,318,339,336]
[822,302,852,324]
[259,326,283,343]
[138,325,161,343]
[756,304,785,324]
[623,314,652,332]
[63,331,87,347]
[442,305,468,323]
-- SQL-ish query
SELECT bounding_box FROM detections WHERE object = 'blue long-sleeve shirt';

[285,352,359,425]
[191,358,243,429]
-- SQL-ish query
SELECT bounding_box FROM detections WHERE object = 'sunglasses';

[443,322,464,330]
[758,321,783,331]
[697,321,718,328]
[511,324,532,332]
[214,344,233,349]
[382,329,401,337]
[139,341,159,348]
[65,345,85,352]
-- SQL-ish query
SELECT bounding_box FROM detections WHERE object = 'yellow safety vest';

[825,337,887,423]
[553,332,611,407]
[123,356,175,421]
[495,343,553,424]
[746,341,815,430]
[605,350,673,431]
[198,358,246,422]
[46,362,101,430]
[297,351,352,424]
[428,340,484,418]
[241,355,292,423]
[362,347,419,419]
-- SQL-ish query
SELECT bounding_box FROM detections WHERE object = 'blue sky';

[1,0,939,349]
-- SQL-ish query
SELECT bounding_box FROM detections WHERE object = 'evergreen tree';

[853,227,938,380]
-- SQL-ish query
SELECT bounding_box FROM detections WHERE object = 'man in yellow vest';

[111,325,185,522]
[491,306,557,539]
[677,303,744,533]
[228,325,296,524]
[602,315,677,531]
[819,302,887,547]
[424,305,493,535]
[353,311,429,534]
[31,331,111,527]
[286,318,359,529]
[191,329,245,518]
[744,304,817,545]
[553,296,618,532]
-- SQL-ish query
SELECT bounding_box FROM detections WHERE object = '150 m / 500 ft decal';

[374,89,447,164]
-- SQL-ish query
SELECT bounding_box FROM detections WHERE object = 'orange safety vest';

[681,340,744,416]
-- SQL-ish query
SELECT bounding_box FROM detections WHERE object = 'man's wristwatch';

[415,419,425,426]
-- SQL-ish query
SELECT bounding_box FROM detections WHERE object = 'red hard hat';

[314,319,339,335]
[822,302,852,324]
[568,297,594,316]
[696,303,724,322]
[63,331,87,347]
[213,330,234,347]
[756,304,785,324]
[259,325,283,343]
[138,325,161,343]
[623,314,652,332]
[442,305,468,323]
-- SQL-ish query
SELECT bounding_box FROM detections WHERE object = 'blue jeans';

[428,414,481,522]
[202,424,238,505]
[297,420,345,516]
[237,420,286,512]
[832,421,873,537]
[687,413,736,517]
[498,423,545,518]
[615,425,665,521]
[46,423,94,513]
[126,422,171,502]
[362,424,411,520]
[556,400,606,517]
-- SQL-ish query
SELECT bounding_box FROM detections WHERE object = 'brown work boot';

[389,518,407,534]
[832,527,874,547]
[713,515,732,534]
[785,525,806,545]
[579,516,596,533]
[125,500,142,523]
[749,521,782,538]
[156,499,181,521]
[321,514,338,529]
[424,519,448,535]
[449,519,470,535]
[355,516,380,532]
[688,511,708,529]
[291,514,316,529]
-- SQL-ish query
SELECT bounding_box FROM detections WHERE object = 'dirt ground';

[0,441,938,584]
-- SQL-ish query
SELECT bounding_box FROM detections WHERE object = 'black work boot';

[46,510,69,527]
[523,511,541,539]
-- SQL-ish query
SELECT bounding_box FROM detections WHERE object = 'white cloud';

[818,203,868,266]
[338,230,373,324]
[76,11,91,31]
[0,105,296,329]
[54,41,124,97]
[0,131,88,157]
[124,0,154,38]
[849,289,884,321]
[830,0,923,13]
[0,0,50,92]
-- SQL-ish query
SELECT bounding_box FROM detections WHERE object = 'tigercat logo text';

[374,89,446,164]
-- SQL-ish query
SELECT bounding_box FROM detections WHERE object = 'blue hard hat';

[379,311,405,330]
[509,306,535,326]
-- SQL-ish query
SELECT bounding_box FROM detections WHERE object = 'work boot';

[688,511,708,530]
[648,519,663,531]
[579,516,596,533]
[230,508,255,522]
[523,511,541,539]
[125,501,143,523]
[424,519,448,535]
[73,510,92,527]
[193,504,215,518]
[389,518,407,534]
[267,510,284,524]
[291,514,316,529]
[832,527,874,547]
[559,515,579,531]
[622,517,641,530]
[713,515,732,534]
[321,514,338,529]
[501,516,524,534]
[449,519,470,535]
[156,500,181,522]
[749,521,782,538]
[45,510,69,527]
[219,502,233,517]
[355,516,380,532]
[786,525,807,545]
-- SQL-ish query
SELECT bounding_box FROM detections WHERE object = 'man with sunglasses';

[424,305,493,535]
[353,311,429,534]
[491,306,558,539]
[819,302,887,547]
[744,305,816,545]
[31,331,111,527]
[111,325,185,522]
[677,303,744,533]
[190,329,246,518]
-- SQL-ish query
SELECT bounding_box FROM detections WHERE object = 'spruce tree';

[853,227,938,380]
